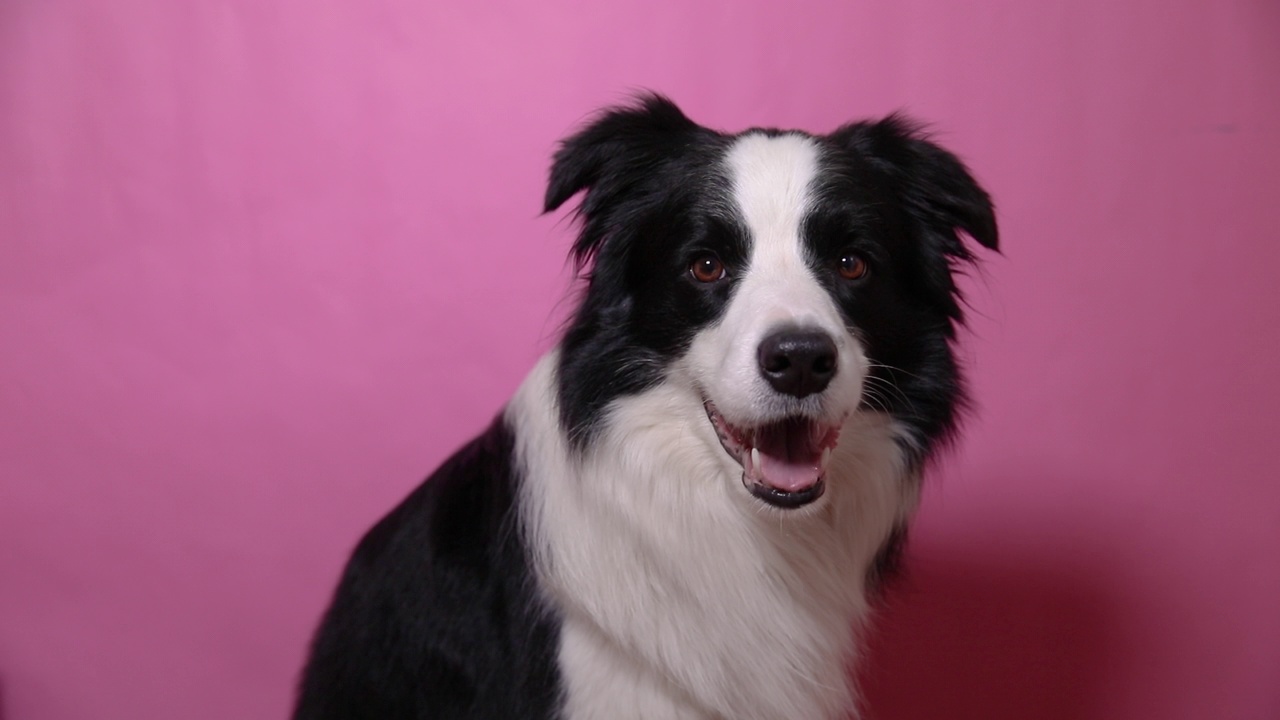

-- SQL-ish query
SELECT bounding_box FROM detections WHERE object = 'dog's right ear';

[545,93,700,266]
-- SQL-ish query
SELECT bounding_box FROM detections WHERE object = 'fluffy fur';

[294,94,997,720]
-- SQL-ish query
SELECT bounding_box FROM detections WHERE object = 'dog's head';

[546,94,996,510]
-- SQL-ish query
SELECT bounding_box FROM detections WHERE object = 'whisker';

[865,362,929,385]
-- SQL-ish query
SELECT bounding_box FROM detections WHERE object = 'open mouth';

[704,400,842,509]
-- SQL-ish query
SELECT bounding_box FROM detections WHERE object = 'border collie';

[294,94,997,720]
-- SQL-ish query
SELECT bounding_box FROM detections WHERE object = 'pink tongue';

[753,418,823,492]
[756,452,822,492]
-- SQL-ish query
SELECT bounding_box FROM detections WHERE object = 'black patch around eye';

[689,215,750,267]
[802,210,888,286]
[558,201,747,448]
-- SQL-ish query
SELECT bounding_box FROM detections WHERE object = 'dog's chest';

[547,505,873,720]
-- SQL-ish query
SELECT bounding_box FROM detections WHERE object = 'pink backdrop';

[2,1,1277,718]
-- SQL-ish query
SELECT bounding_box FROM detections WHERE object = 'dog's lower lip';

[747,479,826,508]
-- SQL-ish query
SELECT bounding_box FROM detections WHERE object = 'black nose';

[757,329,838,398]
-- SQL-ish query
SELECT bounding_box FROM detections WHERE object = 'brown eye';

[837,254,868,280]
[689,254,726,283]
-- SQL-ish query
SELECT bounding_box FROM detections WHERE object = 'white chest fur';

[508,353,915,720]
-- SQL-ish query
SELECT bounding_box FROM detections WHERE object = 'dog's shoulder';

[293,419,561,720]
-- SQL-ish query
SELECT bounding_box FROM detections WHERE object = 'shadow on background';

[859,547,1117,720]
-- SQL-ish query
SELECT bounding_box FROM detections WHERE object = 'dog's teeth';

[750,447,760,476]
[820,447,831,471]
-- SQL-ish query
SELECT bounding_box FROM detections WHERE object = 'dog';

[293,94,997,720]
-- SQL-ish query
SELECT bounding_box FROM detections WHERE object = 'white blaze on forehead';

[723,131,832,333]
[725,132,821,253]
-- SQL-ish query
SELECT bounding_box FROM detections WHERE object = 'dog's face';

[546,95,996,510]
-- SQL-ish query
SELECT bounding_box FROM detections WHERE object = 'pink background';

[2,1,1277,718]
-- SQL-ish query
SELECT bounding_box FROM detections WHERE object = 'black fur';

[293,419,561,720]
[813,117,998,460]
[546,96,737,448]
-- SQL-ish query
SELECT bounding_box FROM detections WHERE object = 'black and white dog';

[294,95,997,720]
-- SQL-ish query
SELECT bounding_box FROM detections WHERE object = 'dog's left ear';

[544,93,703,267]
[830,115,999,261]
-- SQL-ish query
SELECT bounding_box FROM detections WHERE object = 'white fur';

[505,134,918,719]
